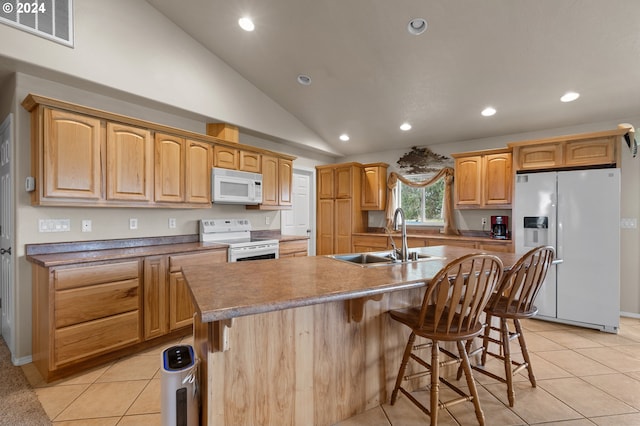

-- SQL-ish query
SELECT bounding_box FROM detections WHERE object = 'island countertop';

[182,245,522,323]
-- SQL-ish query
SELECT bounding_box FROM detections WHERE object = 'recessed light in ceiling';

[400,122,412,131]
[481,107,497,117]
[407,18,427,35]
[560,91,580,102]
[238,17,255,32]
[297,74,312,86]
[339,134,350,142]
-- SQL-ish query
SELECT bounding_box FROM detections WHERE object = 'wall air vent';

[0,0,73,47]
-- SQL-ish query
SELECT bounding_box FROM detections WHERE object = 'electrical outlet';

[168,218,176,229]
[81,219,92,232]
[481,217,487,226]
[129,218,138,230]
[265,216,270,225]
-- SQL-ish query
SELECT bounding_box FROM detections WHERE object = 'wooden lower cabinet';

[33,260,143,380]
[143,256,168,339]
[279,239,309,258]
[32,248,227,382]
[168,250,227,330]
[351,234,514,254]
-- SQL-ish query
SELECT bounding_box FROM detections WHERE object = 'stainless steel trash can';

[161,345,199,426]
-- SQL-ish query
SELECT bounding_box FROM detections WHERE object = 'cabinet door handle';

[0,247,11,255]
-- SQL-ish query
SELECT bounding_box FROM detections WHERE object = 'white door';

[281,170,314,255]
[0,114,13,353]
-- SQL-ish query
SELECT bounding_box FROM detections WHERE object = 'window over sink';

[396,174,445,226]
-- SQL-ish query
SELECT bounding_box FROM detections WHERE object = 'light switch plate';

[39,219,70,232]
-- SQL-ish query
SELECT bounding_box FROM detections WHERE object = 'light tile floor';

[20,317,640,425]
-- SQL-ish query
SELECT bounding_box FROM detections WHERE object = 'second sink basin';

[330,253,393,265]
[329,251,445,267]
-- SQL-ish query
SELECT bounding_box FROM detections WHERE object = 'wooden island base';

[184,246,521,426]
[193,288,425,426]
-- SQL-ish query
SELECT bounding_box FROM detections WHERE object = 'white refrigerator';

[513,168,620,333]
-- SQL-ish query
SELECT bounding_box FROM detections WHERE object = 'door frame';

[0,113,14,357]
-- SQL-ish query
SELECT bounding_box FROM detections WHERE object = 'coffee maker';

[490,216,509,239]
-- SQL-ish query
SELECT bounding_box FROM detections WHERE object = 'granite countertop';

[182,245,522,323]
[25,233,309,267]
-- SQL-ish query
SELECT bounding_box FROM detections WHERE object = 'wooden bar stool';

[389,253,504,426]
[467,245,555,407]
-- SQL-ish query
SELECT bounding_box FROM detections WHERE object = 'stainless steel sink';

[328,251,444,267]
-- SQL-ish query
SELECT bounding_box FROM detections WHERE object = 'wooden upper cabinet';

[335,166,353,198]
[106,123,153,202]
[509,129,624,171]
[154,133,185,203]
[43,108,103,199]
[185,139,211,204]
[239,150,261,173]
[564,137,616,167]
[251,155,292,208]
[513,143,563,171]
[453,149,512,209]
[213,145,239,170]
[278,158,293,206]
[483,152,512,206]
[317,167,335,199]
[23,94,297,208]
[361,164,388,210]
[261,155,279,206]
[454,155,482,207]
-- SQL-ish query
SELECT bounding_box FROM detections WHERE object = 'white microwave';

[211,167,262,205]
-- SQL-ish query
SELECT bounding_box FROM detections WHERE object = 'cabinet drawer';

[169,250,227,272]
[279,240,308,256]
[54,310,140,367]
[55,261,140,290]
[55,278,140,328]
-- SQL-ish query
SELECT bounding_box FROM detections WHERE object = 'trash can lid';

[163,345,195,371]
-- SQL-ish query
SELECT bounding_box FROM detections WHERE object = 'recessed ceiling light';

[339,134,350,142]
[407,18,427,35]
[400,122,412,131]
[481,107,496,117]
[560,91,580,102]
[297,74,312,86]
[238,17,255,32]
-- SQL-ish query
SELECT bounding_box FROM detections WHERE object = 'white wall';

[0,0,340,156]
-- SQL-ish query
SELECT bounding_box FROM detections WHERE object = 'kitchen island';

[182,245,522,426]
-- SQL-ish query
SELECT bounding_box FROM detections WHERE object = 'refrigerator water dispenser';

[523,216,549,247]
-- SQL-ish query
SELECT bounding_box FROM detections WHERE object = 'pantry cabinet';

[316,163,367,255]
[452,148,512,209]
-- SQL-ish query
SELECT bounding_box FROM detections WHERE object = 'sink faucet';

[393,207,408,262]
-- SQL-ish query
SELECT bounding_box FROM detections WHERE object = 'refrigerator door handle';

[552,258,564,265]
